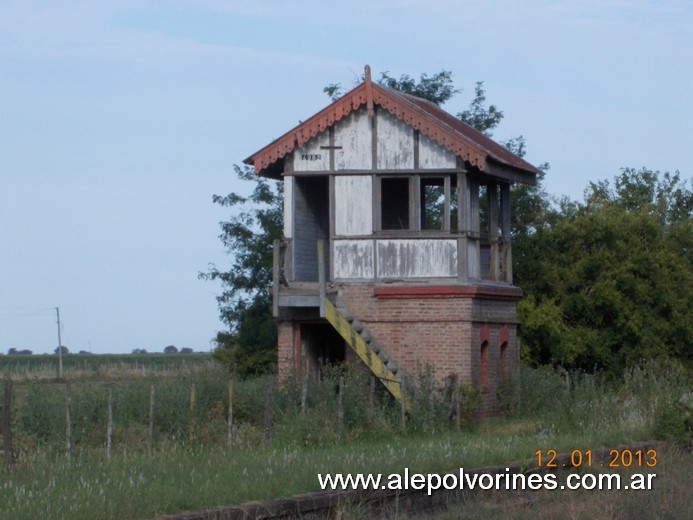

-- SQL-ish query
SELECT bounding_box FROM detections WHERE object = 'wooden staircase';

[324,297,410,409]
[274,239,410,409]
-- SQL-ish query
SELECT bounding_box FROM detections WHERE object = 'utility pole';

[56,307,63,379]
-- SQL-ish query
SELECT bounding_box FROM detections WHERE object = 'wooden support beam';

[317,240,326,318]
[487,182,499,281]
[457,172,468,281]
[467,176,480,279]
[272,239,280,317]
[443,175,451,232]
[500,183,513,283]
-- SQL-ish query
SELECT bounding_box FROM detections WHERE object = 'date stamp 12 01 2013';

[535,448,657,469]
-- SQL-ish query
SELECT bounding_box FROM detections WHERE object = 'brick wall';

[276,282,520,417]
[337,283,519,416]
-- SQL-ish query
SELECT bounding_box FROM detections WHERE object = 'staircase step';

[336,306,354,322]
[325,298,408,410]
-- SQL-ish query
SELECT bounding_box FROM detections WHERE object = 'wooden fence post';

[399,374,407,432]
[148,384,155,454]
[189,382,197,443]
[263,375,274,442]
[451,374,461,431]
[368,375,375,425]
[300,365,308,418]
[337,375,345,435]
[65,381,73,461]
[106,384,114,460]
[226,380,234,448]
[2,378,12,467]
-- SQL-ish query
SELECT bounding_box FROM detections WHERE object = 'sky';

[1,0,691,354]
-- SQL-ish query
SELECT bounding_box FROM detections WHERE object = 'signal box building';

[245,67,540,415]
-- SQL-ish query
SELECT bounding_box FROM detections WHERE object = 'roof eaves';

[245,82,369,174]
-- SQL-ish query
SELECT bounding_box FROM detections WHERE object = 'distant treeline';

[0,352,212,371]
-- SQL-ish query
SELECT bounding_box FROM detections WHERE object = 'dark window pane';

[381,178,410,230]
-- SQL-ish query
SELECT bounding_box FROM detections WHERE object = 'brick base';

[277,282,521,417]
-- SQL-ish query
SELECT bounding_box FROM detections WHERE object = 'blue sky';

[1,0,691,354]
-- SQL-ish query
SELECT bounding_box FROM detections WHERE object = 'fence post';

[300,364,308,418]
[337,375,345,435]
[189,382,197,443]
[148,384,155,454]
[2,377,12,467]
[263,375,274,442]
[106,384,114,460]
[65,381,73,461]
[226,380,234,448]
[451,374,461,431]
[368,375,375,425]
[399,373,407,432]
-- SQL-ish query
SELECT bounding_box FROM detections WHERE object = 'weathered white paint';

[376,110,414,170]
[335,110,372,170]
[283,176,294,239]
[419,133,457,169]
[467,241,480,279]
[293,132,330,171]
[377,239,457,278]
[335,176,373,236]
[333,240,375,279]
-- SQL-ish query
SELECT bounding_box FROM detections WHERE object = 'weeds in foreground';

[0,360,690,519]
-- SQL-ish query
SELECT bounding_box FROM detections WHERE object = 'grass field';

[0,358,690,519]
[0,352,213,381]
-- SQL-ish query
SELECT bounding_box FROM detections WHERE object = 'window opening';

[420,177,445,230]
[381,178,410,230]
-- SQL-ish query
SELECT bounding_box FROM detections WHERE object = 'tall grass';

[0,360,690,519]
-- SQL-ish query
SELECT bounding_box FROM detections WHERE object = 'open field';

[0,353,213,381]
[0,360,690,519]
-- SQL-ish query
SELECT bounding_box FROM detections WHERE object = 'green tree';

[518,168,692,373]
[200,165,283,376]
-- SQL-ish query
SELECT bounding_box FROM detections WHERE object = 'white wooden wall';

[334,176,372,236]
[287,106,468,281]
[376,110,414,169]
[333,239,458,280]
[291,107,457,172]
[283,176,293,238]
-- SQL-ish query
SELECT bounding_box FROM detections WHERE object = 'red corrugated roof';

[245,73,540,181]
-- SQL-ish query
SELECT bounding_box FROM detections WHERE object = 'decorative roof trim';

[250,83,368,173]
[245,69,539,180]
[371,87,487,171]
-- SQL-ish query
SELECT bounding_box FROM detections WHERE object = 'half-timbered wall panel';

[292,133,330,171]
[419,133,457,169]
[467,241,480,279]
[333,240,375,279]
[376,110,414,170]
[334,176,373,236]
[377,239,457,278]
[283,176,294,239]
[335,111,372,170]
